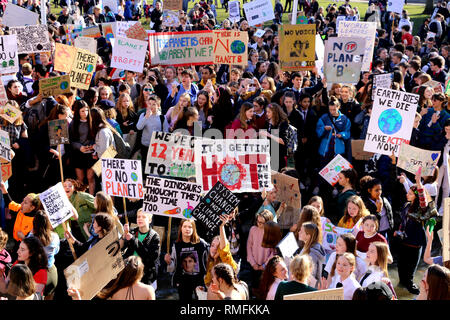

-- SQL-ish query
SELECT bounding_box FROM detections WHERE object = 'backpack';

[22,99,51,136]
[112,131,131,159]
[285,123,298,154]
[21,78,34,96]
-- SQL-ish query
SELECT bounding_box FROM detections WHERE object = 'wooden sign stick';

[123,197,129,225]
[167,217,172,253]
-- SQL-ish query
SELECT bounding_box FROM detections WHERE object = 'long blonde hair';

[370,242,390,277]
[116,93,135,119]
[342,195,370,225]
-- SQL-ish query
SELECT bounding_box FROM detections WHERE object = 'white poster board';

[9,25,52,54]
[243,0,275,27]
[103,0,119,13]
[277,232,299,258]
[319,154,353,186]
[74,37,97,54]
[228,0,241,23]
[2,3,39,27]
[0,129,11,162]
[110,37,147,73]
[39,182,74,229]
[397,143,441,177]
[0,35,19,75]
[101,158,144,199]
[387,0,405,14]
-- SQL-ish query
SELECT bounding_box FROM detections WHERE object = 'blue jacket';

[124,0,133,20]
[316,111,351,157]
[418,108,450,150]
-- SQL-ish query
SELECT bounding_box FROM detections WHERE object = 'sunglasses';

[143,88,154,92]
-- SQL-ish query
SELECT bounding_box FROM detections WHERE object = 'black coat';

[363,196,394,231]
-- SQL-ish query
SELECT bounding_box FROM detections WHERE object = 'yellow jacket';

[204,242,238,287]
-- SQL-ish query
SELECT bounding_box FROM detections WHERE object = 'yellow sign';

[279,24,316,71]
[54,43,76,74]
[39,75,71,98]
[70,48,98,90]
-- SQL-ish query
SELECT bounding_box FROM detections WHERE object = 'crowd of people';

[0,0,449,301]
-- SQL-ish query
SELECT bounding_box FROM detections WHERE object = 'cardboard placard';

[145,131,197,178]
[212,30,248,66]
[0,103,22,124]
[163,0,183,11]
[351,140,374,161]
[54,43,77,74]
[39,182,74,229]
[70,48,98,90]
[279,24,316,71]
[101,158,144,199]
[74,37,98,54]
[372,73,393,99]
[0,129,11,162]
[124,22,148,41]
[228,1,241,23]
[101,23,115,43]
[39,75,71,98]
[423,80,443,93]
[64,228,124,300]
[9,25,51,54]
[387,0,405,14]
[444,198,450,263]
[243,0,275,27]
[148,30,214,67]
[111,37,148,73]
[271,171,301,208]
[194,139,272,192]
[319,154,353,186]
[0,35,19,75]
[364,88,418,156]
[162,10,180,28]
[92,145,118,176]
[284,287,344,300]
[324,37,365,83]
[337,21,377,72]
[116,21,139,38]
[48,119,69,147]
[191,181,240,233]
[277,232,299,258]
[397,143,441,177]
[1,160,12,182]
[2,3,39,27]
[143,176,202,219]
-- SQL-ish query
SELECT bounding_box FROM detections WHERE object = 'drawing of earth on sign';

[378,109,402,135]
[130,172,138,182]
[231,41,245,54]
[218,157,246,190]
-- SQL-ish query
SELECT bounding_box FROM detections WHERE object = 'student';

[327,253,361,300]
[208,263,248,300]
[355,215,388,253]
[338,195,370,231]
[257,255,288,300]
[416,264,450,300]
[423,226,450,268]
[90,107,117,160]
[2,264,42,300]
[336,169,358,218]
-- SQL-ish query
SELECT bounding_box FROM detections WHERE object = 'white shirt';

[360,265,385,287]
[324,252,367,281]
[266,278,281,300]
[330,273,361,300]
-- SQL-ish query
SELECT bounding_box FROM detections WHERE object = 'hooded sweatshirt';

[300,242,326,288]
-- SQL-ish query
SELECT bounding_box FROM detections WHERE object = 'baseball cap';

[97,99,115,110]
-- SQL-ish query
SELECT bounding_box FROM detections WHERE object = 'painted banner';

[70,48,98,90]
[271,171,301,208]
[111,37,148,73]
[373,73,393,99]
[338,21,377,72]
[148,30,214,66]
[75,37,98,54]
[1,160,12,182]
[364,88,419,156]
[9,25,51,54]
[102,23,115,42]
[103,0,119,13]
[397,143,441,176]
[64,228,124,300]
[0,130,11,162]
[124,22,148,41]
[116,21,139,38]
[444,198,450,263]
[191,181,240,233]
[0,35,19,75]
[163,0,182,10]
[81,26,102,38]
[64,25,83,45]
[48,119,69,147]
[279,24,316,71]
[423,80,443,93]
[322,220,357,252]
[101,158,144,199]
[0,103,22,124]
[143,176,202,219]
[2,3,39,27]
[194,139,272,192]
[319,154,353,186]
[54,43,77,74]
[284,288,344,300]
[92,145,118,176]
[39,75,71,98]
[162,10,180,28]
[243,0,275,27]
[351,140,374,161]
[212,30,248,66]
[39,182,74,229]
[387,0,405,14]
[324,37,365,83]
[145,131,197,178]
[228,0,241,23]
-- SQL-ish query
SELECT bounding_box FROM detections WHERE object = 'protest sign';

[319,154,353,186]
[228,1,241,23]
[2,3,39,27]
[111,37,148,73]
[48,119,69,147]
[103,0,119,13]
[101,158,144,199]
[143,176,202,219]
[64,228,124,300]
[148,30,214,66]
[338,21,377,72]
[0,103,22,124]
[70,48,99,90]
[315,34,324,62]
[9,25,51,54]
[195,139,272,192]
[322,220,354,252]
[364,88,419,156]
[102,23,115,42]
[351,140,374,161]
[387,0,405,14]
[191,181,240,233]
[145,131,197,178]
[116,21,139,37]
[277,232,299,258]
[397,143,441,177]
[0,85,7,106]
[279,24,316,71]
[162,10,180,28]
[64,25,83,45]
[39,75,71,98]
[0,35,19,75]
[271,171,301,208]
[75,37,98,54]
[254,29,265,38]
[423,80,443,93]
[284,288,344,300]
[164,0,183,10]
[39,182,74,228]
[444,198,450,263]
[125,22,148,41]
[335,15,346,33]
[0,130,11,162]
[324,37,365,83]
[81,26,102,38]
[212,30,248,66]
[1,160,12,182]
[92,145,118,176]
[243,0,275,27]
[372,73,393,99]
[54,43,77,73]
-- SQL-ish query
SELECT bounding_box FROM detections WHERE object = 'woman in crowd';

[297,222,325,288]
[262,103,289,171]
[166,92,191,132]
[355,215,388,253]
[208,263,248,300]
[326,253,361,300]
[173,107,200,135]
[230,102,256,137]
[416,264,450,300]
[336,169,358,219]
[257,255,288,300]
[2,264,42,300]
[193,90,213,129]
[6,80,28,106]
[90,107,116,159]
[115,93,138,149]
[359,242,393,292]
[338,195,370,232]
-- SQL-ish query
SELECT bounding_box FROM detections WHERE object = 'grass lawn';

[50,0,427,33]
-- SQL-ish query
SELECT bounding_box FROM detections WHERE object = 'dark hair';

[426,264,450,300]
[21,236,48,275]
[257,255,284,299]
[90,107,118,137]
[7,264,36,298]
[70,100,94,142]
[339,168,358,190]
[212,263,237,287]
[32,210,53,247]
[83,88,98,108]
[93,213,115,237]
[261,221,282,248]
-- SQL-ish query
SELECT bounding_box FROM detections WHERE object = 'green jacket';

[70,191,96,240]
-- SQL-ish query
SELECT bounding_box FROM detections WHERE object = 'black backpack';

[112,131,132,159]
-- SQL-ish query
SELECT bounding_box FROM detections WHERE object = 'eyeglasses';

[143,88,154,92]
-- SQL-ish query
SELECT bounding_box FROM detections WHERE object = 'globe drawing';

[231,40,245,54]
[378,109,402,135]
[220,164,241,186]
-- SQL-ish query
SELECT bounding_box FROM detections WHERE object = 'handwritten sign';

[9,25,51,54]
[0,35,19,75]
[39,182,74,228]
[212,30,248,66]
[271,171,301,208]
[162,10,180,28]
[74,37,97,54]
[397,143,440,176]
[319,154,353,186]
[163,0,182,10]
[92,145,118,176]
[1,160,12,182]
[322,220,355,252]
[243,0,275,26]
[124,22,148,41]
[54,43,77,73]
[387,0,405,14]
[0,130,11,162]
[279,24,316,71]
[351,140,374,161]
[70,48,98,90]
[39,75,71,98]
[0,103,22,124]
[81,26,102,38]
[373,73,393,99]
[48,119,69,147]
[277,232,299,258]
[111,37,147,73]
[228,1,241,23]
[102,158,144,199]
